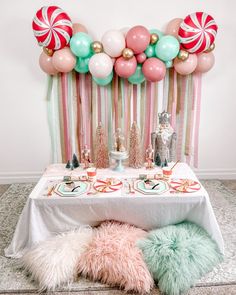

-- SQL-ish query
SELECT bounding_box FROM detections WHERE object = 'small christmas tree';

[164,158,168,167]
[129,122,143,168]
[66,160,71,169]
[155,153,162,166]
[94,122,109,168]
[72,153,80,168]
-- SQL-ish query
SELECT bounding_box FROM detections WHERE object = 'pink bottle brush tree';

[94,122,109,168]
[129,122,143,168]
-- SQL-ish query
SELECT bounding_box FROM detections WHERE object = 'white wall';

[0,0,236,182]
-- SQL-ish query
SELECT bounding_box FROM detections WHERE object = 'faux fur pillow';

[21,227,93,291]
[78,221,154,294]
[138,222,223,295]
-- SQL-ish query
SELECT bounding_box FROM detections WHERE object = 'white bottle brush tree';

[129,121,143,168]
[94,122,109,168]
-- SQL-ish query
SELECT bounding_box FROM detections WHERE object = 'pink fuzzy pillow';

[78,221,154,294]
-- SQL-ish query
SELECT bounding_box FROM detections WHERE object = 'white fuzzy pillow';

[21,227,93,291]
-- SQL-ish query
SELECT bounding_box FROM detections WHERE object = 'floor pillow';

[138,221,223,295]
[21,227,93,291]
[78,220,154,294]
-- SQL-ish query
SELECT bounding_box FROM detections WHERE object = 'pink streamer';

[85,74,92,149]
[104,87,108,135]
[114,75,119,129]
[193,73,202,167]
[133,85,137,122]
[124,79,129,143]
[150,83,155,133]
[144,82,152,149]
[171,71,177,130]
[97,85,102,124]
[186,77,195,166]
[176,76,187,161]
[61,73,71,161]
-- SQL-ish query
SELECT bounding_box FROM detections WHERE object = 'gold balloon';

[91,41,103,53]
[205,43,215,53]
[43,47,54,57]
[122,48,134,59]
[177,49,189,61]
[150,33,159,45]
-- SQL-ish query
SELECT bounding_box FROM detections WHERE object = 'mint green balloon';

[70,32,93,58]
[74,57,90,73]
[150,29,164,39]
[128,64,145,84]
[93,71,113,86]
[155,35,180,62]
[145,45,155,58]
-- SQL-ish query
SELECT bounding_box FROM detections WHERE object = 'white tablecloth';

[5,163,224,258]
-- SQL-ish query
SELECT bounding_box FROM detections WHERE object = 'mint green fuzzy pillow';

[138,222,223,295]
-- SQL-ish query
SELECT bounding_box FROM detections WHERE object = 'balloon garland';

[33,7,218,85]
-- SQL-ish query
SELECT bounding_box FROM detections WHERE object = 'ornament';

[178,12,218,54]
[205,43,215,53]
[91,41,103,53]
[177,49,189,61]
[150,33,159,45]
[32,6,73,50]
[43,47,54,57]
[122,48,134,60]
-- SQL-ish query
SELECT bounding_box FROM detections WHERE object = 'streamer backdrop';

[47,69,202,167]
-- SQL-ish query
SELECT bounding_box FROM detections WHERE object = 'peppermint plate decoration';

[170,179,201,193]
[94,178,123,193]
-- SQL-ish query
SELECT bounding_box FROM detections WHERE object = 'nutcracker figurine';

[81,145,91,169]
[151,111,177,166]
[145,144,154,169]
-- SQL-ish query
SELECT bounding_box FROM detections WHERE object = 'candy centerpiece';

[109,128,128,172]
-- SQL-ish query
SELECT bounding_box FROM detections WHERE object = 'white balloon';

[101,30,126,57]
[89,53,113,78]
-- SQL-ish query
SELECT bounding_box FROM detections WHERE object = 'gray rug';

[0,181,236,293]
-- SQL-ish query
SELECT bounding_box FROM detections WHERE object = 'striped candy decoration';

[170,179,201,193]
[94,179,122,193]
[32,6,72,50]
[178,12,218,54]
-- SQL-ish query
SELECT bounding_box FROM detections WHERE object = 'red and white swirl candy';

[178,12,218,54]
[32,6,73,50]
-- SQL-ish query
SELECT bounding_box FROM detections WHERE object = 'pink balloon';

[39,52,58,75]
[72,23,88,35]
[136,52,147,64]
[142,58,166,82]
[174,54,198,75]
[195,52,215,73]
[52,47,76,73]
[115,56,137,78]
[165,18,183,39]
[126,25,150,54]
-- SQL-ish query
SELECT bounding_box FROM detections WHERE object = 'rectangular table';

[5,163,224,258]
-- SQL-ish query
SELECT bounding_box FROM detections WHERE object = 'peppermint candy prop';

[32,6,73,50]
[170,179,201,193]
[94,178,122,193]
[178,12,218,54]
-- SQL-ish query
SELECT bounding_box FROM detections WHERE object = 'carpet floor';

[0,180,236,294]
